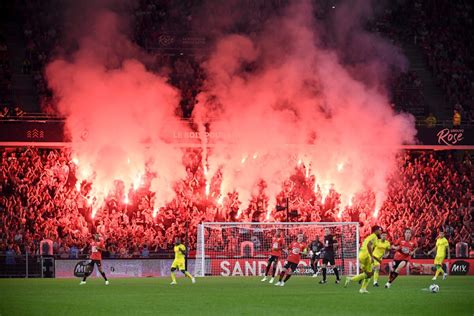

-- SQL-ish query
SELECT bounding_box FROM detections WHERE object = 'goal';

[194,222,359,277]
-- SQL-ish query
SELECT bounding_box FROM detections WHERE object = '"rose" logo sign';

[437,128,464,145]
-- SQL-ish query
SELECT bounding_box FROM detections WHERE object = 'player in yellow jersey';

[170,237,196,285]
[372,232,390,287]
[427,230,450,281]
[344,225,382,294]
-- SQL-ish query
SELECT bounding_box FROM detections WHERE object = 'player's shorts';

[284,261,299,272]
[322,253,335,265]
[171,259,186,271]
[311,254,320,262]
[90,259,102,268]
[392,259,408,271]
[434,256,445,265]
[358,252,373,273]
[268,255,279,263]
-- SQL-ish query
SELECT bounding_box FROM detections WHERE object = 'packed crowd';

[1,147,472,259]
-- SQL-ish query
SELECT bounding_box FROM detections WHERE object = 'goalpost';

[194,222,359,277]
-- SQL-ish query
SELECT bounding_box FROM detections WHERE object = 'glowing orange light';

[265,210,271,220]
[205,182,210,196]
[337,162,344,172]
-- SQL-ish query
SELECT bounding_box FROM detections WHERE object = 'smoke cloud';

[46,3,188,217]
[193,0,416,219]
[46,0,416,222]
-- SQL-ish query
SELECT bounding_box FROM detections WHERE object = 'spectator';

[5,245,16,265]
[453,110,461,127]
[0,106,9,118]
[141,245,150,258]
[14,106,25,117]
[69,245,79,258]
[425,113,437,127]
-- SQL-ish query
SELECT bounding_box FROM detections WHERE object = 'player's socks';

[272,267,277,278]
[184,271,193,279]
[435,266,443,279]
[171,272,177,284]
[388,271,398,283]
[322,267,327,281]
[333,267,340,281]
[284,275,292,283]
[344,277,351,287]
[82,276,87,282]
[100,271,108,281]
[265,264,272,277]
[373,270,379,284]
[361,278,369,290]
[351,272,367,282]
[278,271,285,282]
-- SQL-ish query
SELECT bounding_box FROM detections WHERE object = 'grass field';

[0,276,473,316]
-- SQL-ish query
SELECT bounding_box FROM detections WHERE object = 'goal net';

[194,222,359,277]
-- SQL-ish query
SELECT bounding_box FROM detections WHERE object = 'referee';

[319,228,341,284]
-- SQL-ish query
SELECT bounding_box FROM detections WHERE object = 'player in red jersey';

[275,233,307,287]
[261,231,285,283]
[80,234,109,285]
[385,228,417,288]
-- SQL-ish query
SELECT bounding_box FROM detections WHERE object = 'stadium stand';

[1,147,472,260]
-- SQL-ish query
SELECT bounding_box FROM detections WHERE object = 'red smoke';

[193,1,416,219]
[46,1,416,221]
[46,9,189,217]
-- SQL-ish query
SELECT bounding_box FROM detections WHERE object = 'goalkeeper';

[309,236,323,277]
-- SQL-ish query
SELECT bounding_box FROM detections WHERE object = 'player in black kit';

[309,236,323,277]
[319,228,341,284]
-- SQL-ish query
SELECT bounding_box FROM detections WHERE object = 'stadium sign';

[416,126,473,147]
[450,260,469,275]
[73,260,93,278]
[1,120,473,148]
[57,258,474,277]
[56,259,197,278]
[216,259,354,276]
[436,128,464,145]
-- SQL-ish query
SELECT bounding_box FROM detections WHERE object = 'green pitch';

[0,276,473,315]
